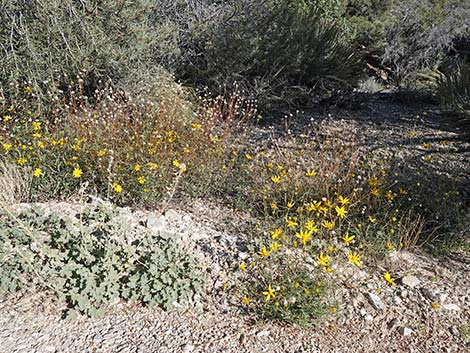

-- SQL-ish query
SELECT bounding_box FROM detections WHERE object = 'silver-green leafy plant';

[0,204,204,318]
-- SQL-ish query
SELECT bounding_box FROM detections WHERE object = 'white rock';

[394,296,403,305]
[443,303,460,311]
[165,209,182,222]
[401,275,420,288]
[182,344,194,353]
[257,330,270,338]
[399,326,413,336]
[147,213,166,231]
[364,314,374,322]
[367,292,385,311]
[238,252,249,260]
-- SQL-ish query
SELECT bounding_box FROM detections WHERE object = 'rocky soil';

[1,95,469,353]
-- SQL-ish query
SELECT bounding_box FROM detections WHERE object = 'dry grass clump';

[0,160,30,205]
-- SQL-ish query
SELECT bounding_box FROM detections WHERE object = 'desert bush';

[0,204,204,318]
[382,0,470,87]
[436,62,470,126]
[147,0,362,107]
[0,0,162,101]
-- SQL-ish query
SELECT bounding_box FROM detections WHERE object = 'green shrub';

[0,204,204,318]
[382,0,470,87]
[436,63,470,113]
[0,0,161,100]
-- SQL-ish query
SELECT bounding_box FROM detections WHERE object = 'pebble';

[146,213,166,231]
[366,292,385,311]
[401,275,420,288]
[442,303,460,311]
[399,327,413,336]
[421,288,443,302]
[182,343,194,353]
[449,326,460,337]
[257,330,270,338]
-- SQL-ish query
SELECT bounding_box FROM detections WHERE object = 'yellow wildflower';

[341,233,355,246]
[270,241,281,252]
[322,220,335,230]
[262,285,276,301]
[338,195,350,205]
[32,121,41,131]
[113,183,123,193]
[368,216,377,224]
[258,246,271,257]
[271,175,282,183]
[318,252,330,267]
[295,229,313,246]
[17,157,27,165]
[138,176,146,185]
[2,143,12,152]
[304,220,318,233]
[384,272,396,285]
[286,216,298,229]
[239,263,247,271]
[242,296,251,305]
[306,169,317,177]
[33,168,43,177]
[348,251,362,267]
[269,228,283,240]
[335,205,347,219]
[72,167,82,178]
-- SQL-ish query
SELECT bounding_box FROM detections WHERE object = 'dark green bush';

[0,0,161,99]
[436,62,470,131]
[382,0,470,87]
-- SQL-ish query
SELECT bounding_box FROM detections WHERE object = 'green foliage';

[436,63,470,114]
[382,0,470,86]
[344,0,394,53]
[0,204,204,318]
[208,0,362,89]
[0,0,162,100]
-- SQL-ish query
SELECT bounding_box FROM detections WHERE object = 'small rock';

[182,344,194,353]
[364,314,374,322]
[238,252,249,260]
[401,275,420,288]
[394,296,403,305]
[147,213,166,231]
[387,318,399,329]
[399,326,413,336]
[400,289,408,298]
[165,209,182,222]
[257,330,270,338]
[443,303,460,311]
[367,292,385,311]
[450,326,460,337]
[421,288,443,302]
[92,333,103,344]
